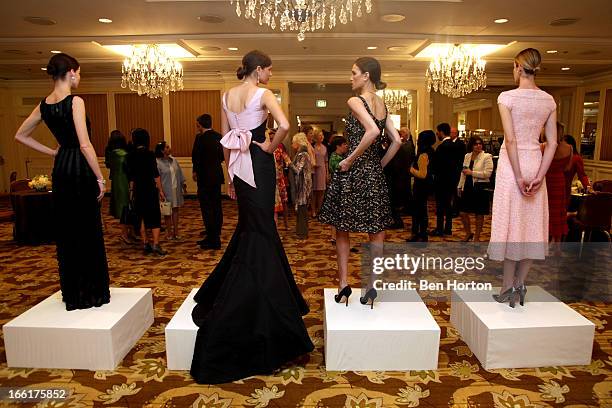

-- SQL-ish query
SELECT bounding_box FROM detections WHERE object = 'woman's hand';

[516,177,532,197]
[228,182,236,200]
[253,138,272,154]
[457,188,463,198]
[527,176,544,195]
[52,146,60,157]
[159,190,166,202]
[338,157,354,172]
[96,179,106,202]
[462,168,473,176]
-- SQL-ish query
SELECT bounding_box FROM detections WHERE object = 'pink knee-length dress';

[488,88,557,261]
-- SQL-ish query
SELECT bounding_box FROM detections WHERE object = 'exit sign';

[316,99,327,108]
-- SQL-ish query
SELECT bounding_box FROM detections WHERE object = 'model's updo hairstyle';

[236,50,272,80]
[515,48,542,76]
[354,57,387,90]
[46,53,79,81]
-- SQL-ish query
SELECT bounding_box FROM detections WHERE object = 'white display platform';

[3,287,154,370]
[165,288,198,370]
[450,286,595,369]
[323,288,440,371]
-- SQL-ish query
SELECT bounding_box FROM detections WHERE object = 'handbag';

[121,200,139,228]
[160,200,172,216]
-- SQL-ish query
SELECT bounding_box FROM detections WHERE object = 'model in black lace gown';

[190,50,313,384]
[15,54,110,311]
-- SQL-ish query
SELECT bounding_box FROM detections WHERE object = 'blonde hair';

[515,48,541,76]
[292,132,309,149]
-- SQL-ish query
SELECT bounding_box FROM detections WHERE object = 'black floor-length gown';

[40,95,110,310]
[191,88,313,384]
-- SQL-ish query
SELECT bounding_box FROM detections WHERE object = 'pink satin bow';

[220,128,256,188]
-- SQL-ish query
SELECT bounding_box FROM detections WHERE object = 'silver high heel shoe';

[515,284,527,306]
[492,287,517,308]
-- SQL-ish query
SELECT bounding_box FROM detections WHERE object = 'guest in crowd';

[192,113,224,250]
[563,135,592,203]
[312,128,328,217]
[432,122,465,236]
[128,128,167,256]
[155,141,187,240]
[489,48,558,308]
[544,122,573,242]
[385,127,414,228]
[457,136,494,242]
[104,130,134,244]
[319,57,401,308]
[326,135,349,245]
[409,130,436,242]
[272,128,290,230]
[14,52,110,310]
[289,132,313,240]
[398,127,416,214]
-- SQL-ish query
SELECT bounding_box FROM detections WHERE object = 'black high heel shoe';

[334,286,352,306]
[515,284,527,306]
[492,287,517,308]
[360,288,378,309]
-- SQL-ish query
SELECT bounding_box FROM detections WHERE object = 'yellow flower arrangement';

[28,175,52,191]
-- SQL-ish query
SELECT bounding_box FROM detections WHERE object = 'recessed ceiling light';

[50,50,61,54]
[367,46,377,50]
[381,14,405,23]
[98,18,113,24]
[546,50,558,54]
[23,16,57,26]
[41,67,47,71]
[494,18,509,24]
[561,67,571,71]
[228,47,239,51]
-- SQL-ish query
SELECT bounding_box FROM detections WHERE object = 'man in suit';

[192,114,224,249]
[432,123,465,236]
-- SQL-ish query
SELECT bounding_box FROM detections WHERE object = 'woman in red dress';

[544,123,572,242]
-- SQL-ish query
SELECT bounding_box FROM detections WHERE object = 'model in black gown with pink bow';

[190,50,313,384]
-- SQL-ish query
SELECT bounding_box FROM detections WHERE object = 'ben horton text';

[370,254,492,291]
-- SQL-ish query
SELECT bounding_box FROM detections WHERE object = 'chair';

[8,179,32,235]
[574,192,612,257]
[592,180,612,193]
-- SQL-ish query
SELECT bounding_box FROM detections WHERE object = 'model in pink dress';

[488,48,558,308]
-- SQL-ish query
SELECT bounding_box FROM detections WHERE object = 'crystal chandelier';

[121,44,184,98]
[230,0,373,41]
[376,89,411,113]
[425,44,487,98]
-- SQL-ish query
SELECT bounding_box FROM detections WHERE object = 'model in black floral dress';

[319,96,393,233]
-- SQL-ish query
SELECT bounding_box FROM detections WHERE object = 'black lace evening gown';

[190,120,314,384]
[40,95,110,310]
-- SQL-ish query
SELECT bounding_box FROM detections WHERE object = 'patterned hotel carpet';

[0,198,610,408]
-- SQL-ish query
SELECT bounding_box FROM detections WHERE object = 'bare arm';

[254,90,290,153]
[498,103,530,196]
[339,97,383,171]
[529,109,558,193]
[73,97,105,200]
[381,115,401,168]
[14,103,58,156]
[220,102,236,199]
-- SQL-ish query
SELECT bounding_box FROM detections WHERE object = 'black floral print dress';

[318,96,393,233]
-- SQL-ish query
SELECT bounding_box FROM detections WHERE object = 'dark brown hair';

[236,50,272,80]
[354,57,386,90]
[467,135,484,152]
[515,48,541,76]
[46,53,79,81]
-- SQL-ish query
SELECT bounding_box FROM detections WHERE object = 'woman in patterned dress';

[319,57,401,307]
